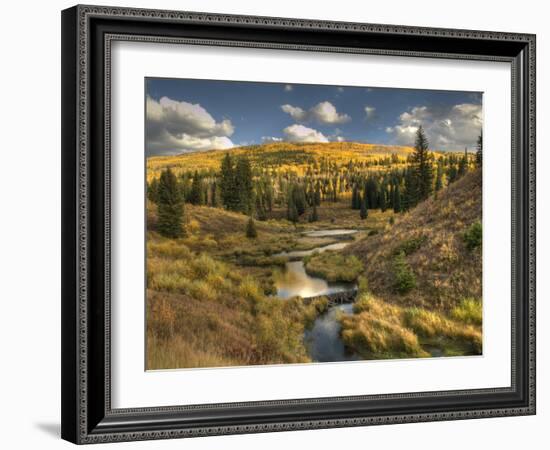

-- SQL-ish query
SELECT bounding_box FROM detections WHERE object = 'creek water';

[304,304,361,362]
[273,229,360,362]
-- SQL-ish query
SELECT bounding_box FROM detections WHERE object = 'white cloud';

[337,87,345,93]
[283,124,329,143]
[281,104,308,122]
[364,106,376,119]
[262,136,283,143]
[281,101,351,125]
[146,96,235,155]
[385,103,482,150]
[284,84,293,92]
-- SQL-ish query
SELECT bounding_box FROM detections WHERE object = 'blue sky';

[145,78,482,156]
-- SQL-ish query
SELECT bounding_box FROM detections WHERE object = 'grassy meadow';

[146,138,482,369]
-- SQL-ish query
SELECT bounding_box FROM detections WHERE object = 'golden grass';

[450,298,482,326]
[146,141,417,181]
[340,292,482,359]
[341,295,428,358]
[146,218,336,369]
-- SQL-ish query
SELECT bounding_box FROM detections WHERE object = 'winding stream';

[273,229,360,362]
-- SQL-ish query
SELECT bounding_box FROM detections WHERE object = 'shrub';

[392,235,427,256]
[246,217,258,238]
[463,221,482,250]
[357,276,369,294]
[392,252,416,294]
[368,229,379,236]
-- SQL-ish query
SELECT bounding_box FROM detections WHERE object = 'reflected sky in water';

[274,261,355,299]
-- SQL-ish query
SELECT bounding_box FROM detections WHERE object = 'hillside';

[346,169,482,312]
[146,141,416,181]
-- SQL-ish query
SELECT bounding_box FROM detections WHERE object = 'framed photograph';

[61,5,536,444]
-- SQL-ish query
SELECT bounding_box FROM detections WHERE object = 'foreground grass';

[304,251,364,283]
[146,229,331,369]
[340,290,482,359]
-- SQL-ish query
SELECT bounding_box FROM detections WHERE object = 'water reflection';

[303,229,358,238]
[275,242,349,259]
[274,261,355,299]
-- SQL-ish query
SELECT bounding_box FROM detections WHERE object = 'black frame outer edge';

[61,5,535,444]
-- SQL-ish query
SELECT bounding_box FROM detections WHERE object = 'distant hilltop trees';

[147,131,482,237]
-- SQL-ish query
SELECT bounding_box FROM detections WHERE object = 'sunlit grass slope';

[147,141,417,180]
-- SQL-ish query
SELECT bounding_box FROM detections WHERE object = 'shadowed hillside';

[346,168,482,312]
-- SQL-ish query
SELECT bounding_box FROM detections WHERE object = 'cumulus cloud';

[281,101,351,125]
[146,96,235,155]
[283,124,329,143]
[385,103,482,150]
[284,84,293,92]
[262,136,283,143]
[364,106,376,119]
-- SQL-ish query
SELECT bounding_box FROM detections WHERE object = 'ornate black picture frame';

[61,4,536,444]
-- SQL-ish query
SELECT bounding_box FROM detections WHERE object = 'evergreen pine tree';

[360,193,368,220]
[435,163,443,192]
[379,185,387,212]
[210,181,218,207]
[475,132,483,168]
[235,156,253,213]
[287,196,299,224]
[393,184,402,213]
[458,148,468,177]
[308,203,319,223]
[147,178,159,203]
[245,216,258,238]
[157,168,185,238]
[411,126,434,203]
[255,194,267,221]
[314,182,321,206]
[351,185,360,209]
[188,171,203,205]
[220,153,238,210]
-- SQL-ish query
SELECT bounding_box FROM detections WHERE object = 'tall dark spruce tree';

[360,193,368,220]
[188,170,203,205]
[458,148,468,178]
[235,156,253,214]
[393,184,402,213]
[434,162,443,192]
[351,185,360,210]
[156,168,185,238]
[411,126,434,205]
[220,153,238,211]
[287,195,299,224]
[476,132,483,168]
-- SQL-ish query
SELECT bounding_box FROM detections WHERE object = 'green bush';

[392,235,427,256]
[392,251,416,294]
[246,217,258,239]
[463,221,482,250]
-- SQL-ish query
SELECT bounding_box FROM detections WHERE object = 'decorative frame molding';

[61,4,536,444]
